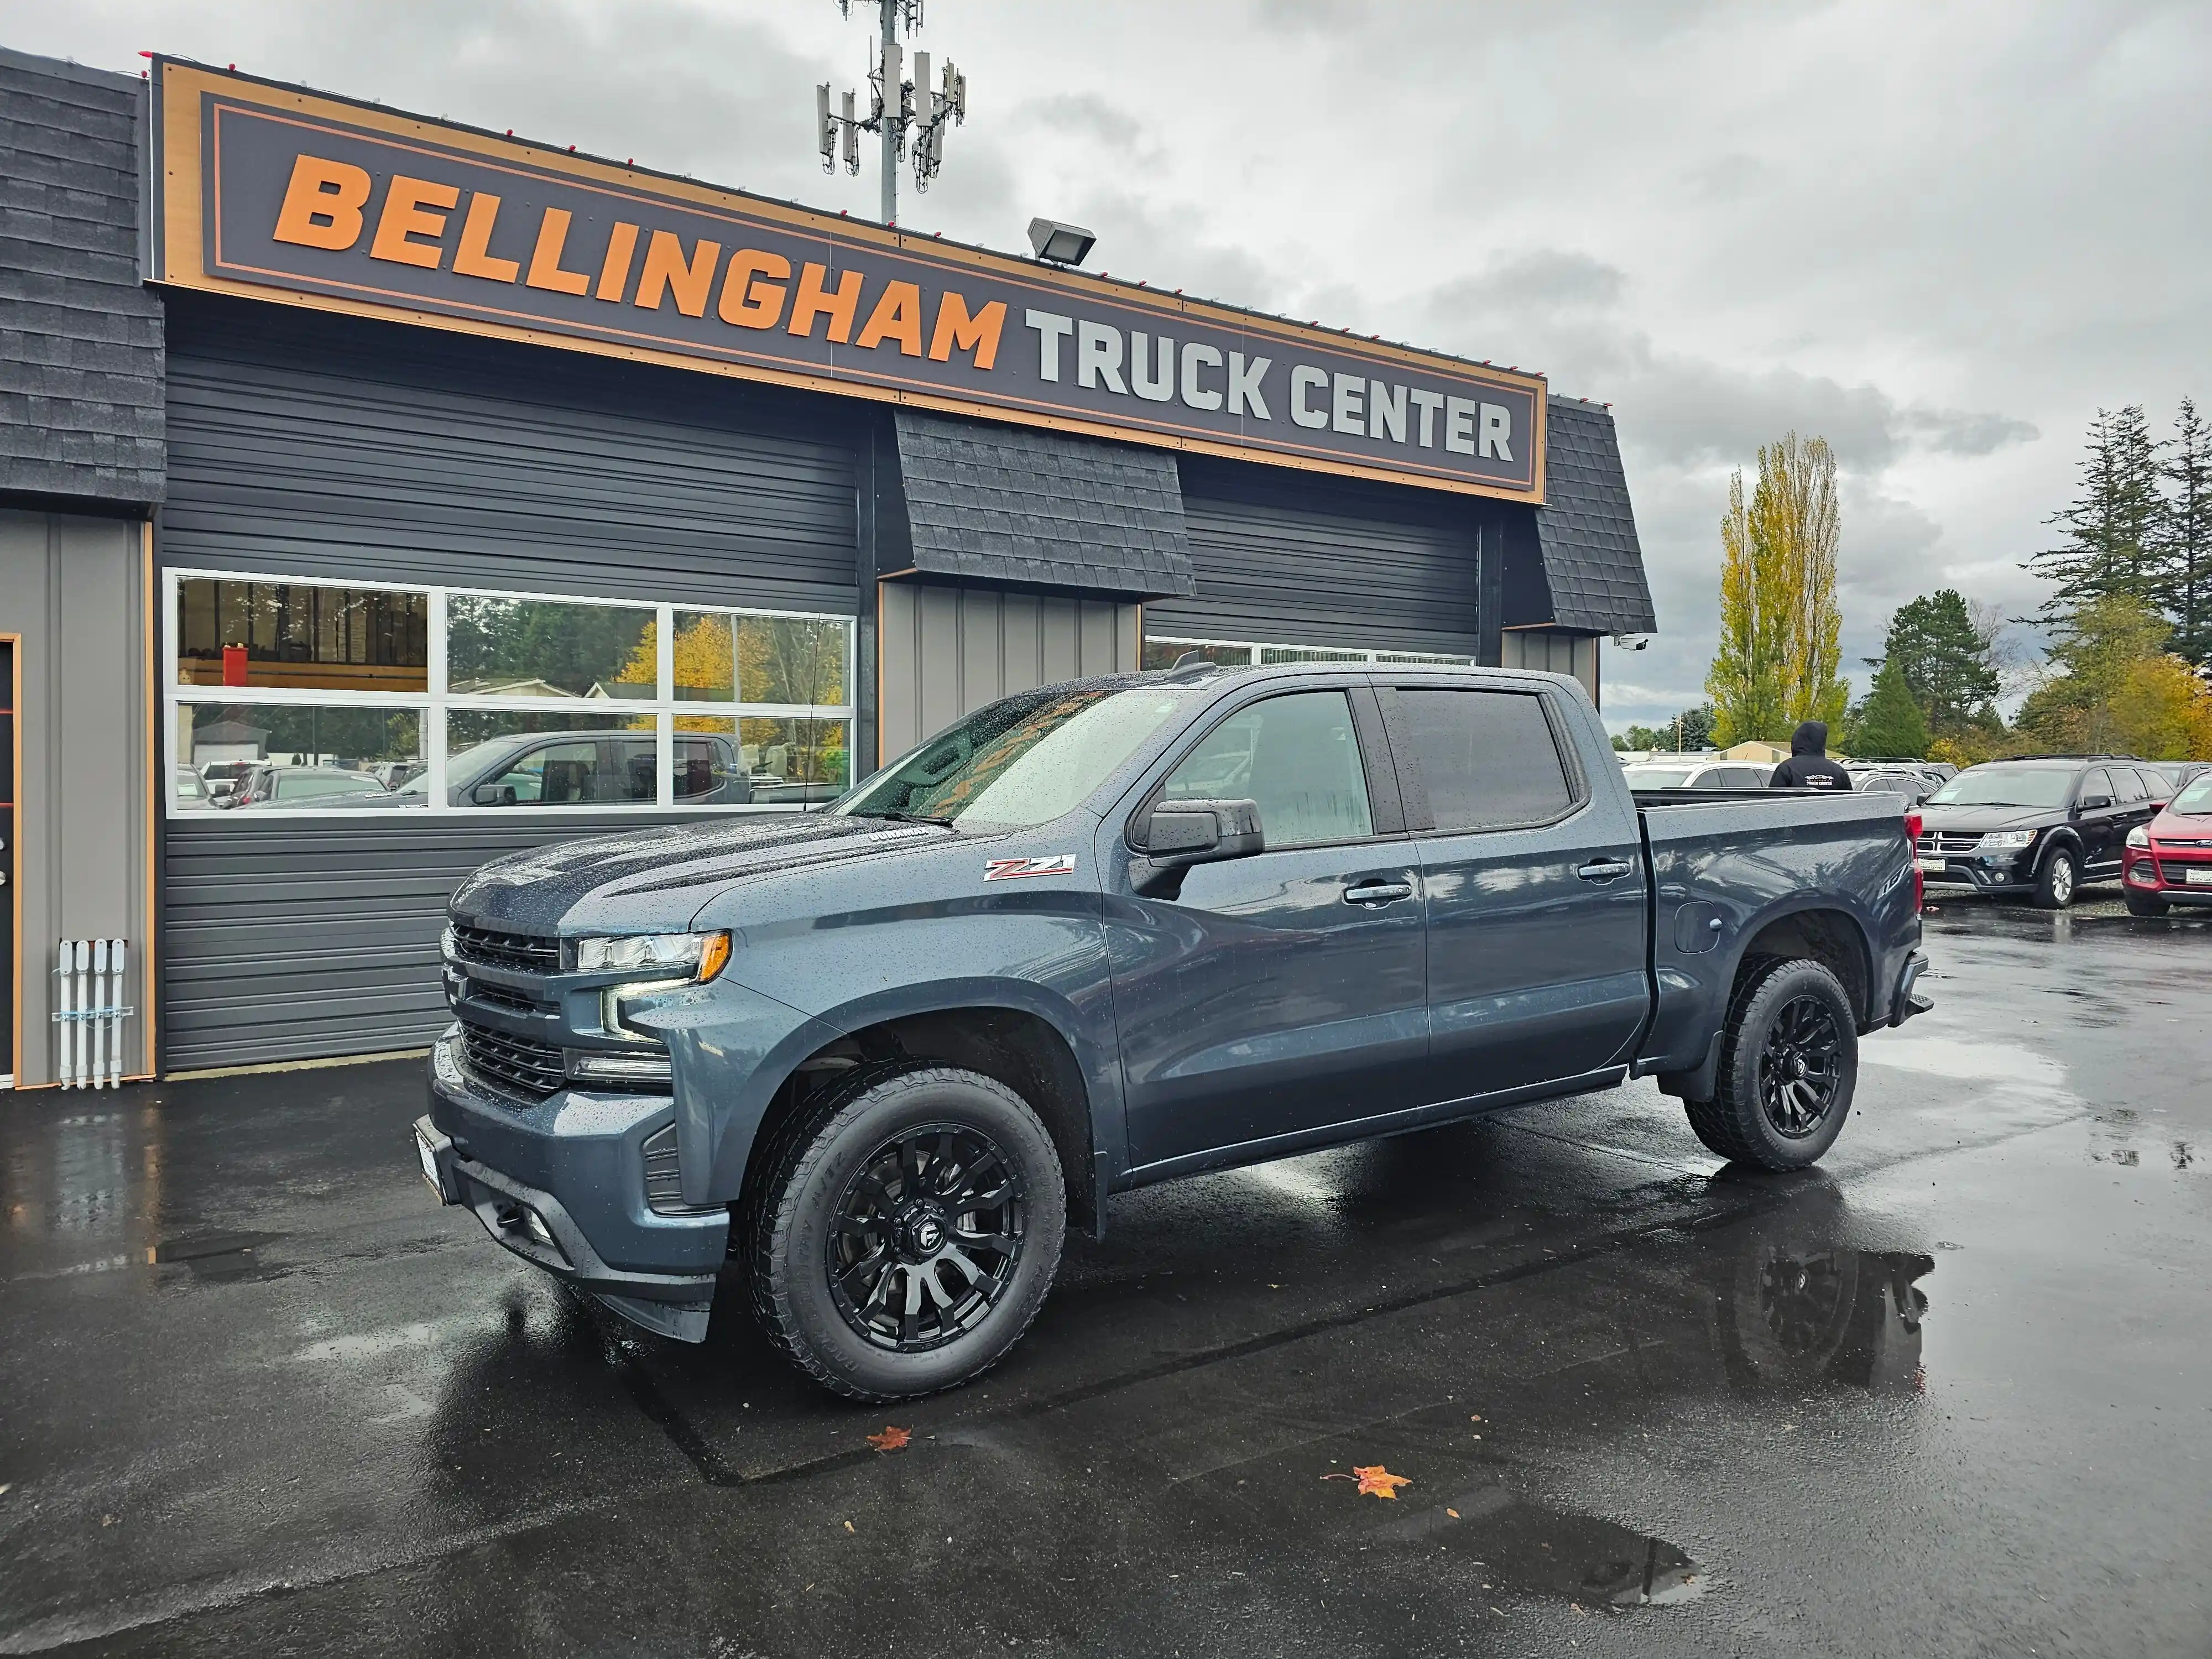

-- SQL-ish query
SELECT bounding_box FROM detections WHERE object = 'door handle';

[1343,879,1414,907]
[1577,859,1634,882]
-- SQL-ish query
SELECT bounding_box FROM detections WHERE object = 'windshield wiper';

[862,809,956,827]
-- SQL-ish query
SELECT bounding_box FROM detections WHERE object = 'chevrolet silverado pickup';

[415,662,1930,1400]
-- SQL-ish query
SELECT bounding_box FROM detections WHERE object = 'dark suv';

[1915,757,2166,907]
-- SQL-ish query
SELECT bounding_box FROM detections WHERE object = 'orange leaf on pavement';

[865,1425,912,1453]
[1321,1464,1412,1499]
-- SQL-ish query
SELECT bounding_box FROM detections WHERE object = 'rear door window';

[1161,690,1374,848]
[1395,688,1576,832]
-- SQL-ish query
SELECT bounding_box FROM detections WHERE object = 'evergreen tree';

[2028,405,2167,622]
[1848,656,1929,758]
[2161,397,2212,666]
[1881,589,1999,732]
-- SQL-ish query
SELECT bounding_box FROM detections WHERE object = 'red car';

[2123,770,2212,914]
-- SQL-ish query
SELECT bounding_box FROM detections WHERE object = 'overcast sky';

[14,0,2209,729]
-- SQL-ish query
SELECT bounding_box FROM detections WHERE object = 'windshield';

[1926,766,2076,808]
[2174,776,2212,815]
[1623,767,1697,788]
[830,685,1193,827]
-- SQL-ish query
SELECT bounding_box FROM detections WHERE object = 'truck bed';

[1632,789,1917,1076]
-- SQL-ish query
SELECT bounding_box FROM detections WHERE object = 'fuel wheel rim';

[1757,994,1843,1139]
[825,1121,1026,1353]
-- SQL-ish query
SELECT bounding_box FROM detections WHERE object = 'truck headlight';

[2126,826,2150,849]
[573,931,731,980]
[1976,830,2036,850]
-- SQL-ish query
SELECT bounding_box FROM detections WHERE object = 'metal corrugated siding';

[1146,456,1486,657]
[160,294,858,609]
[158,294,865,1069]
[162,818,683,1070]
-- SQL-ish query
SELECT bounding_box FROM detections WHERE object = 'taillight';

[1905,810,1924,913]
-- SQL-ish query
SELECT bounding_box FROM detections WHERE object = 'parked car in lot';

[320,728,780,809]
[1845,763,1940,803]
[173,765,211,808]
[221,764,392,807]
[1915,755,2166,907]
[2122,770,2212,914]
[416,662,1929,1400]
[2140,759,2210,799]
[1620,758,1772,790]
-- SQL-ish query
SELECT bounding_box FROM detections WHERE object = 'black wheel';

[748,1066,1066,1401]
[1684,957,1858,1171]
[2124,887,2169,916]
[2032,845,2077,909]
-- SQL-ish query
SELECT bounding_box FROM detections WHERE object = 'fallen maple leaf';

[1446,1507,1460,1519]
[865,1425,911,1453]
[1321,1464,1412,1499]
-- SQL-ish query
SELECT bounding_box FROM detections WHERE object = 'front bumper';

[2124,854,2212,904]
[1918,853,2038,892]
[419,1031,728,1342]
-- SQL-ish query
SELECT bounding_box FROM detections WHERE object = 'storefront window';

[1145,634,1472,670]
[176,702,424,811]
[175,578,428,693]
[166,569,854,817]
[446,596,658,699]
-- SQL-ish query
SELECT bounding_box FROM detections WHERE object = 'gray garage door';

[159,296,860,1071]
[1146,456,1489,660]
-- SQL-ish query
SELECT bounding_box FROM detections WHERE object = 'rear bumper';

[1888,951,1933,1027]
[419,1031,727,1342]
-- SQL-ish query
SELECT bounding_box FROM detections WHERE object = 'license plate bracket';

[1915,858,1945,874]
[415,1118,454,1204]
[2185,867,2212,886]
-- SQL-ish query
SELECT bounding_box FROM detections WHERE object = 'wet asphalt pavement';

[4,892,2210,1657]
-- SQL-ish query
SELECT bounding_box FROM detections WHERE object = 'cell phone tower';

[817,0,968,227]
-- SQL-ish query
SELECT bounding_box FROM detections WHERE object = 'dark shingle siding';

[0,48,164,504]
[892,410,1194,598]
[1532,396,1655,634]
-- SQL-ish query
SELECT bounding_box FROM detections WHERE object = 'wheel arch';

[738,989,1105,1236]
[1729,902,1875,1026]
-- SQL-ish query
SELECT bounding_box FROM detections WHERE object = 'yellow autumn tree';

[1707,432,1849,744]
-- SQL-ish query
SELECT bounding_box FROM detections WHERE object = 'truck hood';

[450,813,956,935]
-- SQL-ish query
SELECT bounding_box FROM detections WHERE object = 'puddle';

[1713,1246,1933,1395]
[1425,1483,1703,1605]
[153,1230,281,1282]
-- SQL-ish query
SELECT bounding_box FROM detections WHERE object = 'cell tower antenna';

[818,0,967,226]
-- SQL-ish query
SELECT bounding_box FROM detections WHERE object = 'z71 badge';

[985,854,1078,881]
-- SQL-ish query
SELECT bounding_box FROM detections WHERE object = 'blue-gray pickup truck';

[415,662,1929,1400]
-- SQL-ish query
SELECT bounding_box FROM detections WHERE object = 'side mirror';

[1130,798,1264,895]
[472,782,519,807]
[2075,794,2111,813]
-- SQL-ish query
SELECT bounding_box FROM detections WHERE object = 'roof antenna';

[1166,651,1214,679]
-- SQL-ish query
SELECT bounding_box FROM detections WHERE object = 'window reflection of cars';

[224,765,393,807]
[199,760,254,801]
[314,728,841,809]
[174,765,211,807]
[1621,761,1769,790]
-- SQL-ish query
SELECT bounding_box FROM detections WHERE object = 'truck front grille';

[451,922,561,973]
[459,1019,566,1100]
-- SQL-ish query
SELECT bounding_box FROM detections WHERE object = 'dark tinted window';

[2111,767,2152,803]
[2080,768,2112,804]
[1398,689,1574,832]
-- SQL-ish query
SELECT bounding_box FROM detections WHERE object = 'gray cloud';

[8,0,2202,737]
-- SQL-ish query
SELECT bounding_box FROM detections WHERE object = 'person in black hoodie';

[1769,720,1854,790]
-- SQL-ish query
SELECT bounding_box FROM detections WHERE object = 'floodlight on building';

[1027,218,1097,266]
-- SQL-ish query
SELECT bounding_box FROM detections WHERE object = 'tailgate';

[1635,791,1916,1073]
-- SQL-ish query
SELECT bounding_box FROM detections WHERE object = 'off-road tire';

[747,1065,1066,1402]
[2032,845,2077,910]
[1683,956,1859,1172]
[2124,886,2170,916]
